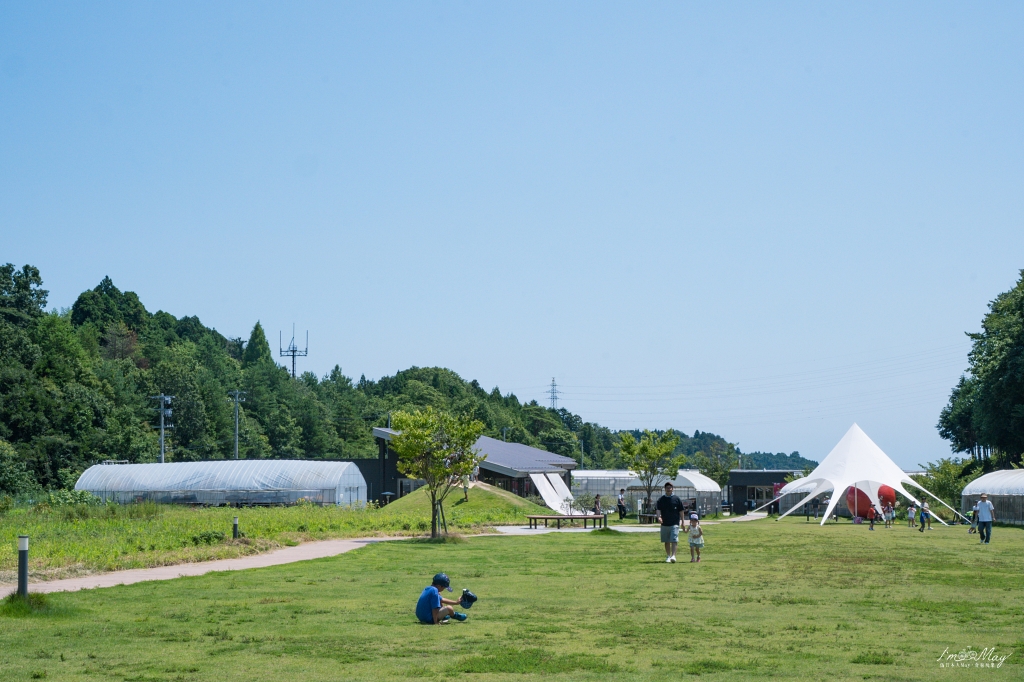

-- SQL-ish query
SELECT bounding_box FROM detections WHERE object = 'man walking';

[655,482,685,563]
[617,488,627,521]
[976,493,996,544]
[812,497,820,520]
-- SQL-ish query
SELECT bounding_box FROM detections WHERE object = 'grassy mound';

[381,481,550,523]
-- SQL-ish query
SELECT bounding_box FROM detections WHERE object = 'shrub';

[44,489,99,507]
[191,530,225,546]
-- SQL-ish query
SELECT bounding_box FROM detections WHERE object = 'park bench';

[526,514,608,530]
[637,513,659,524]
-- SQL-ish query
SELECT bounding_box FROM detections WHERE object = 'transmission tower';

[279,325,308,379]
[547,378,561,410]
[150,394,173,463]
[228,389,247,460]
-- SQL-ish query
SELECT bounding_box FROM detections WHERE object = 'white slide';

[529,473,570,514]
[545,473,574,514]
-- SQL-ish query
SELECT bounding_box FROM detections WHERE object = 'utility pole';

[279,325,308,379]
[228,390,246,460]
[150,394,173,463]
[547,378,561,410]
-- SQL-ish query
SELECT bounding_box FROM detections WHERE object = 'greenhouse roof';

[962,469,1024,497]
[76,460,364,493]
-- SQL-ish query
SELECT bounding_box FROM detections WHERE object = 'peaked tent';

[763,424,963,525]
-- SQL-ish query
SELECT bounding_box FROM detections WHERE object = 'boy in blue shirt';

[416,573,468,624]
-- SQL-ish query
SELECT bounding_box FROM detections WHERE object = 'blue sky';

[2,3,1023,467]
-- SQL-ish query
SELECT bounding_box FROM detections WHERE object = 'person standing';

[655,482,685,563]
[812,497,820,520]
[908,503,916,528]
[975,493,996,544]
[867,505,876,530]
[687,514,704,562]
[617,488,627,520]
[592,494,603,516]
[918,502,929,533]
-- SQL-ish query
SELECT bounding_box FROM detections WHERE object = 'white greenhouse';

[961,470,1024,526]
[76,460,367,507]
[571,469,722,517]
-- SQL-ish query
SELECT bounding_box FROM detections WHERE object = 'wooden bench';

[637,513,659,525]
[526,514,608,530]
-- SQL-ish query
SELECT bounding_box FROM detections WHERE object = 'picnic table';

[526,514,608,530]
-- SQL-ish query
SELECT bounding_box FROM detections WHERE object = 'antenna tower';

[149,394,173,463]
[279,325,308,379]
[547,378,561,410]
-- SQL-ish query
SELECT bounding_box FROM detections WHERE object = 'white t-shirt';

[976,500,995,522]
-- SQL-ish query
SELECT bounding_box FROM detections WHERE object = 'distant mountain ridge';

[738,451,817,470]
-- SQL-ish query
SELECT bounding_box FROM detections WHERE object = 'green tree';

[0,263,48,326]
[911,457,983,510]
[242,321,273,367]
[0,439,35,495]
[390,408,485,538]
[619,429,683,506]
[691,440,739,488]
[939,271,1024,467]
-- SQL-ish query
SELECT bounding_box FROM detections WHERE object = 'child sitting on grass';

[416,573,467,624]
[687,514,704,563]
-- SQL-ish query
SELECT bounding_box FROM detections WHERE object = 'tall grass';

[0,497,532,581]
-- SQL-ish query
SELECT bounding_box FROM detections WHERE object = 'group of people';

[589,489,633,520]
[655,481,704,563]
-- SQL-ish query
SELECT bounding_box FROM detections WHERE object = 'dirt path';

[2,513,769,595]
[1,537,389,595]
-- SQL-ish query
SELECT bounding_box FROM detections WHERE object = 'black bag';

[460,589,478,609]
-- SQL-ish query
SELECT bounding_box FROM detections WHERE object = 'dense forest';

[0,264,800,495]
[938,270,1024,471]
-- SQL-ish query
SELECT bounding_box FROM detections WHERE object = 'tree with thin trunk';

[619,430,683,509]
[390,408,485,538]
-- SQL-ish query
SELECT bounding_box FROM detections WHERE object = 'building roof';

[373,429,577,477]
[473,436,577,477]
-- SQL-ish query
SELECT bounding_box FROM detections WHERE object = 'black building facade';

[728,469,804,515]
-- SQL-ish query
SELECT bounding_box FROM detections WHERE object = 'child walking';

[687,514,704,563]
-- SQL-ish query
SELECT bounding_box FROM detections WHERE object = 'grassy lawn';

[2,517,1021,681]
[0,484,548,583]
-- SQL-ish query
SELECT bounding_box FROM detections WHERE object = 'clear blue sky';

[3,3,1023,468]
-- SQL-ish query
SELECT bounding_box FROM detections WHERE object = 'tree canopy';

[938,270,1024,469]
[0,263,796,495]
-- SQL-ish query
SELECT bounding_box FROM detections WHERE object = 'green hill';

[381,482,550,526]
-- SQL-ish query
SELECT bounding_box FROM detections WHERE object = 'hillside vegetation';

[0,264,801,494]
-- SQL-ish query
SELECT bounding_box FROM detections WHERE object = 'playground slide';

[546,473,574,514]
[529,473,571,514]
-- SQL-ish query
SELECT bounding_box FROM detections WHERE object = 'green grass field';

[0,484,548,583]
[2,517,1021,681]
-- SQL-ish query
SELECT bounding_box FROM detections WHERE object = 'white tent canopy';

[766,424,962,525]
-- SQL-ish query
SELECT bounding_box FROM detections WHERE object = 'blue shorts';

[660,525,679,543]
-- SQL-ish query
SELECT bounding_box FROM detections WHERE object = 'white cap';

[18,535,29,551]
